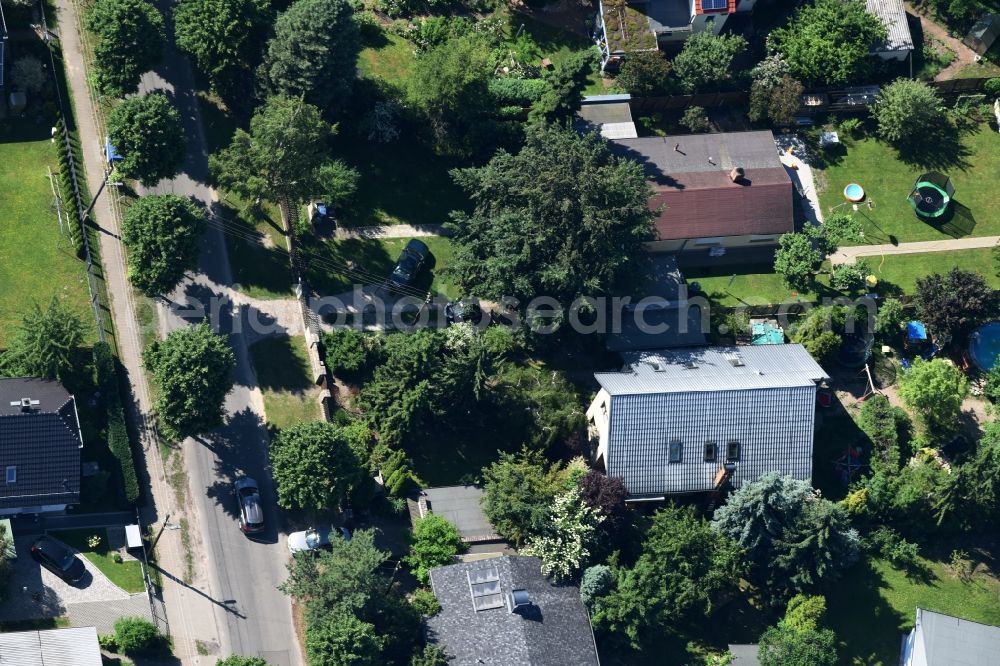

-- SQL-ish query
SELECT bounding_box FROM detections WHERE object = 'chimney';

[729,167,745,182]
[20,398,32,413]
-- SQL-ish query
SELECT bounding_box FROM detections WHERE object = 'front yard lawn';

[49,529,145,594]
[248,335,320,430]
[815,125,1000,245]
[0,121,95,346]
[218,198,295,300]
[871,248,1000,293]
[828,555,1000,665]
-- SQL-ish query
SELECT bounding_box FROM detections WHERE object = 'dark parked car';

[30,536,86,584]
[235,477,265,535]
[445,299,484,326]
[388,239,430,289]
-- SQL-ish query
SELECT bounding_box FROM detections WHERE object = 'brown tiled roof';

[650,167,794,241]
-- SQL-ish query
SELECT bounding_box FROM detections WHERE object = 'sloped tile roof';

[609,131,795,240]
[0,378,82,509]
[427,556,599,666]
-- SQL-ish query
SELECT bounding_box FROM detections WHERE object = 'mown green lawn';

[683,264,844,307]
[303,235,458,299]
[828,556,1000,665]
[870,248,1000,293]
[248,335,320,430]
[0,121,95,346]
[50,529,145,594]
[815,125,1000,245]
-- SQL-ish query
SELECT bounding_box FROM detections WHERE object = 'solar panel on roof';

[702,0,727,9]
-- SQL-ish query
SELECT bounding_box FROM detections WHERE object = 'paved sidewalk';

[775,133,823,227]
[336,223,450,240]
[54,0,224,661]
[830,235,1000,265]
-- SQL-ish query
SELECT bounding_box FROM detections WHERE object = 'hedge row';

[94,342,141,505]
[52,119,86,258]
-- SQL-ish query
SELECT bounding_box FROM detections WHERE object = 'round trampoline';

[838,333,873,368]
[907,172,955,219]
[969,322,1000,371]
[844,183,865,202]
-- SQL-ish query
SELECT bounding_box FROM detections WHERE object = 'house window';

[726,441,741,462]
[5,467,15,484]
[669,441,683,463]
[704,442,717,462]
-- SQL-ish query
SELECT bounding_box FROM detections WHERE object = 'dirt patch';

[904,2,980,80]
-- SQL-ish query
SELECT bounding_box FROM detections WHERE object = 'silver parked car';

[234,477,265,535]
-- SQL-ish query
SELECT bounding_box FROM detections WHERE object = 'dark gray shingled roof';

[0,379,82,509]
[420,486,498,542]
[427,556,600,666]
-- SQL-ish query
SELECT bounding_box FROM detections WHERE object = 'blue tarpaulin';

[104,136,122,163]
[907,321,927,342]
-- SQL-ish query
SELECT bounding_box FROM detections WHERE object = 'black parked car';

[30,536,86,584]
[235,477,265,535]
[388,239,430,289]
[445,299,484,326]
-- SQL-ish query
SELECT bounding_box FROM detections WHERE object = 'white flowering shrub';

[522,487,603,583]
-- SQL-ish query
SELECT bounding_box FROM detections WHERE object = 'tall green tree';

[712,473,859,604]
[121,194,206,295]
[774,233,822,290]
[758,595,837,666]
[529,51,594,124]
[447,124,654,304]
[143,322,235,439]
[106,93,185,186]
[873,79,949,147]
[407,34,494,156]
[592,506,742,647]
[263,0,360,112]
[210,95,331,204]
[915,268,996,345]
[173,0,271,97]
[270,421,363,512]
[405,514,463,584]
[0,297,84,382]
[481,449,562,546]
[898,357,969,433]
[305,610,383,666]
[770,0,887,86]
[614,50,672,96]
[84,0,165,96]
[672,31,747,93]
[858,394,903,476]
[281,529,421,665]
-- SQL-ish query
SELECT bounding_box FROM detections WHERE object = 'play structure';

[907,172,954,219]
[838,333,874,368]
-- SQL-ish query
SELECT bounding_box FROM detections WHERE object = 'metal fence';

[38,0,108,343]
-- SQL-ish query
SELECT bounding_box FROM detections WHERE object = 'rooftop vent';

[11,398,40,413]
[684,360,698,370]
[729,167,745,182]
[643,359,667,372]
[510,589,531,613]
[725,354,744,367]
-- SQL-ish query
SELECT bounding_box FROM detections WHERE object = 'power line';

[199,214,433,300]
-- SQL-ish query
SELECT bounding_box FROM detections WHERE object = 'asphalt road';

[137,4,300,663]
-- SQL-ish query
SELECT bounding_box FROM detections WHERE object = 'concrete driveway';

[0,535,152,633]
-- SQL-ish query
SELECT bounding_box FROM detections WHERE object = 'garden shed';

[963,14,999,55]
